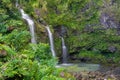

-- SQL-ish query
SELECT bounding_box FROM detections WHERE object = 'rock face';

[100,12,120,35]
[100,13,118,29]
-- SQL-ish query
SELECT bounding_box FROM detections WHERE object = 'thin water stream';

[45,26,56,57]
[61,37,68,63]
[16,1,56,57]
[20,9,36,44]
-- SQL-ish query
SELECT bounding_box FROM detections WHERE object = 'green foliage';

[0,23,7,33]
[0,1,75,80]
[0,43,69,80]
[0,30,30,51]
[77,50,106,63]
[23,0,120,64]
[21,0,102,29]
[2,0,120,79]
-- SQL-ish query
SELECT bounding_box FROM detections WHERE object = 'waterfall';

[16,0,18,7]
[20,9,36,44]
[61,37,68,63]
[45,26,56,57]
[15,0,19,7]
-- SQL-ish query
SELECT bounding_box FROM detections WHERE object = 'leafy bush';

[78,50,106,63]
[0,44,69,80]
[0,30,30,51]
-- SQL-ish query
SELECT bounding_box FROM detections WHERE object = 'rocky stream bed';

[59,63,120,80]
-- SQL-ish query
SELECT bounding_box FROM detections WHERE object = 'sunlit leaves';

[1,30,30,50]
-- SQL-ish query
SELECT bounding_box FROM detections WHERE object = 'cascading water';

[61,37,68,63]
[20,9,36,44]
[45,26,56,57]
[16,1,56,57]
[16,0,18,7]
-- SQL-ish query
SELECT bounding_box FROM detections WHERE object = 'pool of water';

[56,63,100,72]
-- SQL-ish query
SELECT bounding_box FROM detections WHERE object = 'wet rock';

[112,67,120,75]
[60,72,65,77]
[6,26,15,33]
[108,46,116,53]
[0,50,7,58]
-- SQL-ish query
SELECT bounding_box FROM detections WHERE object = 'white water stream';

[20,9,36,44]
[61,37,68,63]
[45,26,56,57]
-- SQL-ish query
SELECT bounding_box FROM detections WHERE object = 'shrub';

[78,50,106,63]
[0,30,30,51]
[0,44,68,80]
